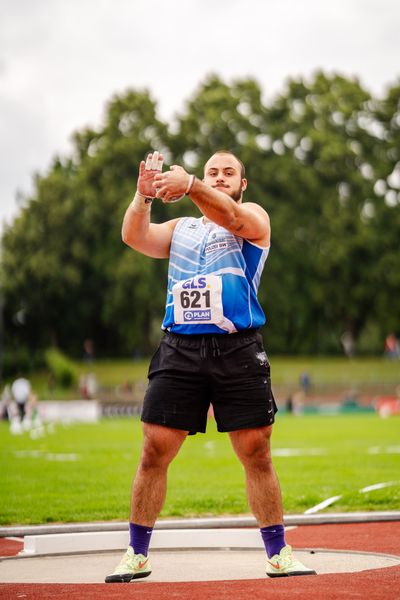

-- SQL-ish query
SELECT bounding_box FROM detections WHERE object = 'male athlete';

[105,150,316,582]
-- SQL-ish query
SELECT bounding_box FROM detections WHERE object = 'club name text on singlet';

[161,217,270,334]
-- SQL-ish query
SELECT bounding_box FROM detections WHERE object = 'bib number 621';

[172,274,223,324]
[180,289,211,309]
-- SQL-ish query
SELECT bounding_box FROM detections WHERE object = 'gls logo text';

[182,277,207,289]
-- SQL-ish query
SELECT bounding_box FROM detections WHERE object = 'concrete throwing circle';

[1,548,400,583]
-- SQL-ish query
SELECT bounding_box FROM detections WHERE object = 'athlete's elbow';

[121,227,130,246]
[121,227,137,248]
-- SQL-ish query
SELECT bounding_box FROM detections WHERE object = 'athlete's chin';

[214,187,241,202]
[229,191,243,203]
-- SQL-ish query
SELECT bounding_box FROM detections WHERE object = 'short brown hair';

[208,150,246,179]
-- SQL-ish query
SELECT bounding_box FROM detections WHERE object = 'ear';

[241,178,248,192]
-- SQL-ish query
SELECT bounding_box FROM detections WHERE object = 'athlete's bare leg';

[229,425,284,527]
[130,423,188,525]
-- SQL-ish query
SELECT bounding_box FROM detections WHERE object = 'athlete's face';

[203,154,247,202]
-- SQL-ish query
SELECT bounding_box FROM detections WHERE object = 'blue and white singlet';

[161,217,270,334]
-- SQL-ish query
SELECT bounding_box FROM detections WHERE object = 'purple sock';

[129,522,153,556]
[260,524,286,558]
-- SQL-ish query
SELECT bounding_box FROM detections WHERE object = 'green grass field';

[1,414,399,526]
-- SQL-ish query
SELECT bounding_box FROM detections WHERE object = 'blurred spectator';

[292,390,304,415]
[299,372,311,395]
[285,395,294,414]
[86,373,98,398]
[79,372,98,399]
[0,385,12,420]
[284,391,304,415]
[7,377,41,434]
[11,376,32,420]
[83,338,95,363]
[340,331,355,358]
[384,333,400,359]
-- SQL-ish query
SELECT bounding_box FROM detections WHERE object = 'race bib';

[172,275,223,324]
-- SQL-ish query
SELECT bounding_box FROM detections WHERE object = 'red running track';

[1,521,399,600]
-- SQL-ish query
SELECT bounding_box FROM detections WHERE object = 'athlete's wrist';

[131,191,153,213]
[185,174,196,196]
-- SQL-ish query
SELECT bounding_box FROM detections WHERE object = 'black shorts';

[141,329,277,434]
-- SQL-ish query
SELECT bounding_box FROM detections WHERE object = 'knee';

[239,448,272,471]
[139,444,167,471]
[236,442,273,471]
[231,426,274,469]
[139,436,176,471]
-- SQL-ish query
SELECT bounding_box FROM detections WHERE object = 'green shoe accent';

[266,545,317,578]
[105,546,152,583]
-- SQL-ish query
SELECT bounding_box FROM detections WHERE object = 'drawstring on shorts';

[200,336,207,359]
[199,336,221,359]
[211,336,221,357]
[166,328,259,360]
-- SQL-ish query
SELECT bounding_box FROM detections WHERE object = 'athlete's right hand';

[137,151,164,198]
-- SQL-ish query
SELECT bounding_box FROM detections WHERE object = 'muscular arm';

[153,167,270,246]
[189,179,270,245]
[121,196,180,258]
[122,152,180,258]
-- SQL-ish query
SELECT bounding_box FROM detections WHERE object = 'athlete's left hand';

[153,165,190,203]
[137,151,164,198]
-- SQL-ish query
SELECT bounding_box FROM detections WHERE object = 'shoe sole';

[105,571,152,583]
[267,570,317,578]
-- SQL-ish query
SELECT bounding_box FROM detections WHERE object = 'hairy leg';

[130,423,188,526]
[229,425,283,527]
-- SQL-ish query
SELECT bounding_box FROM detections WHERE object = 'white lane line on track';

[360,481,400,493]
[303,495,343,514]
[304,481,400,515]
[304,480,400,514]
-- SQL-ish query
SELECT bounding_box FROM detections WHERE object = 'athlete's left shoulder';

[239,202,270,246]
[242,201,269,217]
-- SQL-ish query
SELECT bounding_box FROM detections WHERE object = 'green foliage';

[45,348,79,388]
[0,415,399,524]
[2,347,36,378]
[1,73,400,359]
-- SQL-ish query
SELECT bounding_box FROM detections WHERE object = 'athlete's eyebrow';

[207,166,237,174]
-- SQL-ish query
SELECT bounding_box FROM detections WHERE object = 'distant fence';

[33,380,397,421]
[101,402,142,417]
[93,380,399,418]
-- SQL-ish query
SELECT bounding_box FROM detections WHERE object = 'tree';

[1,74,400,366]
[1,89,172,359]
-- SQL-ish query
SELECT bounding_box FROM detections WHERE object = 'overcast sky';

[1,0,399,233]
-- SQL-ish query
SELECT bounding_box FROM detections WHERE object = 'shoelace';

[119,550,137,570]
[268,547,292,568]
[275,549,293,568]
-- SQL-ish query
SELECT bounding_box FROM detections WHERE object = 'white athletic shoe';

[105,546,152,583]
[266,545,317,577]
